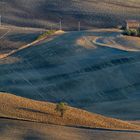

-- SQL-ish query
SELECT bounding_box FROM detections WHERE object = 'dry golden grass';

[0,93,139,131]
[76,36,97,49]
[93,34,140,52]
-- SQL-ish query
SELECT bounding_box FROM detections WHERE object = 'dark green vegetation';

[123,29,140,37]
[37,30,56,40]
[55,102,68,117]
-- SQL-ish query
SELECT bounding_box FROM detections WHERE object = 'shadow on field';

[7,33,40,43]
[17,107,53,116]
[70,125,140,134]
[23,130,44,140]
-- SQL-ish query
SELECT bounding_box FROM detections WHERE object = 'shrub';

[37,30,56,40]
[131,30,138,36]
[55,102,68,118]
[138,29,140,37]
[123,29,139,37]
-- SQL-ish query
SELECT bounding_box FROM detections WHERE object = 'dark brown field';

[0,26,44,55]
[0,0,140,29]
[0,118,140,140]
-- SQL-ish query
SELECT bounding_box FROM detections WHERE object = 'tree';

[137,29,140,37]
[131,29,138,36]
[55,102,68,118]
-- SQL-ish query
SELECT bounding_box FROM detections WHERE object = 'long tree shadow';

[17,107,54,116]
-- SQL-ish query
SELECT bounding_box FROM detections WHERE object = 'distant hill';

[1,0,140,29]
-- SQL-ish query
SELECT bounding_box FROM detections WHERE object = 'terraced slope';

[0,29,140,120]
[1,0,140,29]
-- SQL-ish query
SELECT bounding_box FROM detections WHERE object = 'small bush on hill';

[37,30,56,40]
[138,29,140,37]
[131,30,138,36]
[55,102,68,118]
[123,29,140,37]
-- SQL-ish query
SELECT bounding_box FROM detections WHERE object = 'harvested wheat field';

[1,0,140,29]
[0,93,139,131]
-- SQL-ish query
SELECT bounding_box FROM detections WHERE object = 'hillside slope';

[0,29,140,120]
[1,0,140,29]
[0,26,43,56]
[0,93,139,130]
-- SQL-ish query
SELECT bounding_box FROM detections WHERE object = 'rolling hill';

[0,0,140,29]
[0,29,140,120]
[0,26,44,56]
[0,93,139,130]
[0,1,140,139]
